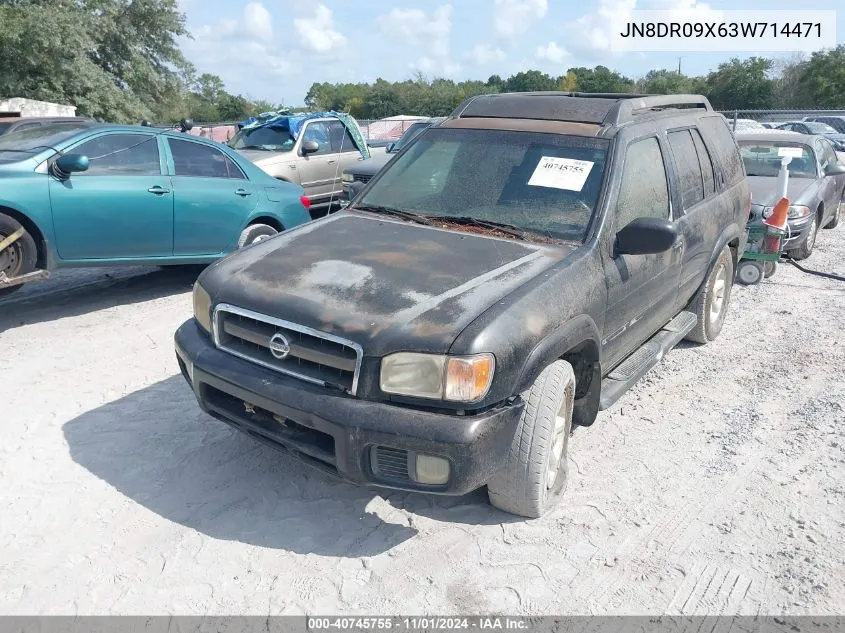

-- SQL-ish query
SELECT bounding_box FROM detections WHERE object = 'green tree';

[0,0,190,122]
[704,57,774,110]
[567,66,634,93]
[503,70,557,93]
[794,46,845,109]
[642,70,694,94]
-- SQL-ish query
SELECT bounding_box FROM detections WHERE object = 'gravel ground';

[1,221,844,616]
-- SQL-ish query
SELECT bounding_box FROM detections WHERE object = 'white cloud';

[493,0,548,38]
[243,2,273,41]
[413,56,462,77]
[535,42,568,64]
[469,44,506,65]
[571,0,721,54]
[294,4,347,54]
[377,5,453,57]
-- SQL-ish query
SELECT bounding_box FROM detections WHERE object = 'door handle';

[234,189,252,197]
[147,186,170,195]
[327,159,337,165]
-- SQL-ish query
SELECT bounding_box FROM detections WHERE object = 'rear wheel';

[684,246,734,344]
[487,360,576,518]
[0,213,37,297]
[824,202,840,229]
[763,260,778,278]
[237,223,279,248]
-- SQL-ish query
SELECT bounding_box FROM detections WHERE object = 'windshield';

[228,125,295,151]
[804,121,838,134]
[390,121,431,152]
[354,128,610,243]
[0,123,89,155]
[739,141,817,178]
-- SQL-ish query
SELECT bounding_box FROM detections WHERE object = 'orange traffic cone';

[763,197,789,231]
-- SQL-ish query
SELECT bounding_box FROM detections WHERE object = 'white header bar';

[610,10,837,52]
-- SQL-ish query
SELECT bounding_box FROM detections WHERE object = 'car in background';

[776,121,845,151]
[0,123,311,296]
[341,117,446,200]
[802,115,845,134]
[228,114,384,216]
[0,116,94,136]
[736,131,845,260]
[730,118,766,132]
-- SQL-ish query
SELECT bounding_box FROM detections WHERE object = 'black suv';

[175,92,750,518]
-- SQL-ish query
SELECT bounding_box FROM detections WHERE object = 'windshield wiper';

[428,215,529,240]
[353,204,434,226]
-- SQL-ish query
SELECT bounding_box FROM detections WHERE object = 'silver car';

[737,131,845,259]
[228,116,384,215]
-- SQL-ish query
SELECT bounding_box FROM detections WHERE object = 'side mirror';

[301,140,320,155]
[54,154,90,178]
[347,180,365,200]
[615,217,678,256]
[179,118,194,132]
[386,142,396,152]
[823,162,845,176]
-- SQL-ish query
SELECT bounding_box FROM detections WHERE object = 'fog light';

[415,454,450,485]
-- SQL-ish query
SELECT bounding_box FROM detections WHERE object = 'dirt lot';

[1,223,844,616]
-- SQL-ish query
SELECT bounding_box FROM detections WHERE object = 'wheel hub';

[709,263,727,322]
[0,234,20,276]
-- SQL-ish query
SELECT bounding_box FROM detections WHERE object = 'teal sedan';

[0,123,312,295]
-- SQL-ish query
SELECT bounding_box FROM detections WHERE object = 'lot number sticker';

[528,157,594,191]
[777,147,804,158]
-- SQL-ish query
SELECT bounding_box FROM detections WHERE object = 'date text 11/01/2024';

[307,617,528,631]
[619,22,822,38]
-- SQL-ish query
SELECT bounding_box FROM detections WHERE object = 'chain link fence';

[716,109,845,128]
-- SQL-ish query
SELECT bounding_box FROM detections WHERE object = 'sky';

[176,0,844,106]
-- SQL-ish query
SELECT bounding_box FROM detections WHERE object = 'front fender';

[515,314,602,394]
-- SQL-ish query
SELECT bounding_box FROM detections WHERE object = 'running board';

[599,310,697,410]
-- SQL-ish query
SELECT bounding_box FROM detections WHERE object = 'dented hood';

[206,212,572,356]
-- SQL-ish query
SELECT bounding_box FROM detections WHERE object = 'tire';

[737,260,764,285]
[787,213,819,260]
[684,246,734,344]
[487,360,576,519]
[237,223,278,248]
[824,202,840,229]
[763,260,778,278]
[0,213,37,296]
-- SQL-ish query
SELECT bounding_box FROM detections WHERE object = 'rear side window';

[615,136,670,230]
[667,129,704,209]
[168,138,245,179]
[698,116,744,186]
[690,128,715,197]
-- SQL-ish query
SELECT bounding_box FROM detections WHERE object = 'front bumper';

[174,319,523,495]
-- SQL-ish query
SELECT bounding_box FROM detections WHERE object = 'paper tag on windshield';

[528,157,594,191]
[777,147,803,158]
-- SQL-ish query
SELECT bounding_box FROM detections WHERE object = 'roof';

[450,92,713,129]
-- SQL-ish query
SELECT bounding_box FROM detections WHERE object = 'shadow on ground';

[0,266,205,333]
[63,375,515,557]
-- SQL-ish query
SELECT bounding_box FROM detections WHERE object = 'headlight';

[787,205,811,219]
[380,352,495,402]
[193,281,212,334]
[341,172,354,183]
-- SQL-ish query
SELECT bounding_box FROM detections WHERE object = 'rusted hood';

[208,212,574,355]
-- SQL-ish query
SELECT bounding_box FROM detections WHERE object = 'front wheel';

[487,360,576,519]
[737,260,764,285]
[0,214,38,297]
[237,223,279,248]
[684,246,734,344]
[787,215,819,260]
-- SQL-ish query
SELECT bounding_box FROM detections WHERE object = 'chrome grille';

[212,304,363,395]
[357,174,373,184]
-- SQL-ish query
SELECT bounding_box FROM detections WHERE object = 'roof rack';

[604,94,712,127]
[450,92,713,127]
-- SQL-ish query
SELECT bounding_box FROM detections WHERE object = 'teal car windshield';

[0,124,91,156]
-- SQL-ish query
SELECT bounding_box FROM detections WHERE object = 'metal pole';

[732,110,738,132]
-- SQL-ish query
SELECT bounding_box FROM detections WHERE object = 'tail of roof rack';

[449,92,713,128]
